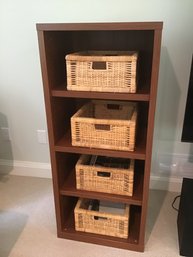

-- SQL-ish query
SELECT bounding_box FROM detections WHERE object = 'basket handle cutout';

[92,61,107,70]
[94,124,110,131]
[94,216,108,220]
[97,171,111,178]
[107,104,121,110]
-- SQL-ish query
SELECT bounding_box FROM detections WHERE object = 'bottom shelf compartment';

[59,196,143,251]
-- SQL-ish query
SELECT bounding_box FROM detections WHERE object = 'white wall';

[0,0,193,181]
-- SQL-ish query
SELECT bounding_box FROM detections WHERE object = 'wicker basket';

[71,100,137,151]
[66,51,138,93]
[74,198,130,238]
[76,155,134,196]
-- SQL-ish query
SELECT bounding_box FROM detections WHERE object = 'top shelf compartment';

[41,29,155,95]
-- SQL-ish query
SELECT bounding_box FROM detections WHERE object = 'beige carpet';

[0,175,180,257]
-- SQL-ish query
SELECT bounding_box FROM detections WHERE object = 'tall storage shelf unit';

[36,22,162,252]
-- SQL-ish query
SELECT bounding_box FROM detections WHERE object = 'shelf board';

[52,85,150,101]
[37,22,163,31]
[59,205,143,251]
[60,168,143,206]
[55,131,146,160]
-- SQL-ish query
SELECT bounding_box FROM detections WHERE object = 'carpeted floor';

[0,175,180,257]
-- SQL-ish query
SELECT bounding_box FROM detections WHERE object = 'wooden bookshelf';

[37,22,162,252]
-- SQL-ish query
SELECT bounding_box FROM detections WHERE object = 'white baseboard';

[0,159,52,178]
[0,159,182,192]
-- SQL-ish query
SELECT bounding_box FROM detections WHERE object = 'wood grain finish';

[37,22,163,31]
[52,85,150,101]
[37,22,163,252]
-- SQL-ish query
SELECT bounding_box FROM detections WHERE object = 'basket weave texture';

[74,198,130,238]
[76,155,134,196]
[66,51,138,93]
[71,101,137,151]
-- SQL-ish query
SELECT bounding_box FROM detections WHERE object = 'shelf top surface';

[55,132,146,160]
[36,22,163,31]
[52,87,150,101]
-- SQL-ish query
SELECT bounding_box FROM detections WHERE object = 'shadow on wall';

[0,112,13,175]
[151,46,181,189]
[0,210,28,257]
[146,46,181,242]
[145,189,167,243]
[186,144,193,175]
[189,144,193,159]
